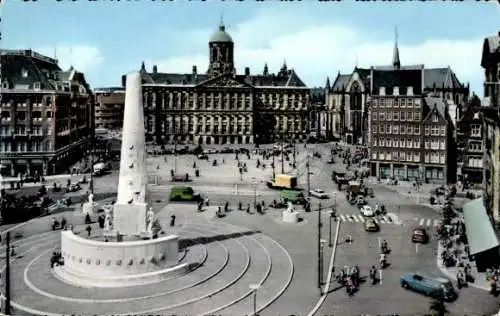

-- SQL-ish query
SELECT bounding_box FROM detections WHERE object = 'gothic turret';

[393,27,401,70]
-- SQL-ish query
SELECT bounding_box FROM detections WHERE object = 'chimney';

[393,86,400,96]
[245,67,250,76]
[192,65,197,75]
[153,65,158,73]
[407,86,414,96]
[379,87,386,96]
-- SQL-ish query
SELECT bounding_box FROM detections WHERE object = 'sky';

[1,1,499,97]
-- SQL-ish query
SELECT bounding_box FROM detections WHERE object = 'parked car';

[360,205,374,217]
[309,188,329,199]
[412,227,429,244]
[400,273,457,301]
[169,186,201,202]
[364,218,379,232]
[197,153,209,160]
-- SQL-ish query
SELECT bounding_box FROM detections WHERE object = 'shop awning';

[463,198,500,255]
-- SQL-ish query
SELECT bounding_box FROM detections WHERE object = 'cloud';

[36,45,104,73]
[148,13,484,95]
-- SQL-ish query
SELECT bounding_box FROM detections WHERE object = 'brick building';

[94,87,125,130]
[327,34,468,144]
[0,49,93,176]
[368,66,457,183]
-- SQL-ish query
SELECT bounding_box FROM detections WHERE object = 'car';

[400,273,457,301]
[197,153,209,160]
[360,205,374,217]
[364,218,379,232]
[310,188,329,199]
[412,227,429,243]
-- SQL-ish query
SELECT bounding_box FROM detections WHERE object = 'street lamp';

[329,193,337,248]
[319,238,327,294]
[252,177,257,209]
[249,283,260,316]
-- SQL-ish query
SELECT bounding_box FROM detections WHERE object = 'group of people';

[335,240,390,296]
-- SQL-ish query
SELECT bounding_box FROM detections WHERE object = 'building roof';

[135,67,307,88]
[310,87,325,103]
[481,32,500,67]
[0,49,62,90]
[371,69,422,95]
[209,23,233,43]
[462,198,500,255]
[424,67,462,90]
[0,49,91,93]
[424,96,447,120]
[94,87,125,93]
[331,74,351,92]
[329,65,464,94]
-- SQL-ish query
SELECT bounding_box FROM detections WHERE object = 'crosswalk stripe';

[426,219,432,227]
[433,219,440,227]
[358,215,365,222]
[379,217,386,224]
[340,215,346,222]
[419,218,425,226]
[347,215,353,222]
[352,215,359,222]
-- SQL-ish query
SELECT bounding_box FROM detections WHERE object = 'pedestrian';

[170,214,176,227]
[86,225,92,237]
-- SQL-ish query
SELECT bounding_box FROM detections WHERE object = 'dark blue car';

[400,273,457,301]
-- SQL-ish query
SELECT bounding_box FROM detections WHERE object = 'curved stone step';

[216,233,294,316]
[9,224,250,315]
[164,226,271,315]
[18,225,229,302]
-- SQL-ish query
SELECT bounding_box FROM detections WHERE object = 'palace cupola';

[207,18,235,78]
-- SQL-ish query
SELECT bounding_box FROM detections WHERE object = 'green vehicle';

[169,186,201,202]
[280,189,305,204]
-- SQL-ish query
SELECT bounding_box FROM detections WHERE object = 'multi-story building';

[456,95,494,187]
[94,87,125,130]
[0,49,93,176]
[483,111,500,224]
[481,31,500,225]
[309,87,326,140]
[123,22,310,146]
[368,67,457,184]
[481,31,500,108]
[326,36,469,144]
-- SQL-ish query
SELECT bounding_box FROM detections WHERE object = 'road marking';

[339,215,346,222]
[352,215,359,222]
[347,216,353,222]
[419,218,425,226]
[379,217,386,224]
[426,219,432,227]
[433,219,440,227]
[358,215,365,222]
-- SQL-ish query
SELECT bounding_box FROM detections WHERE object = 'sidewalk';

[436,240,489,291]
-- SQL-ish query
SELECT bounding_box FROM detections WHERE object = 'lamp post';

[4,231,10,315]
[292,138,296,169]
[329,193,337,247]
[249,283,260,316]
[317,203,322,291]
[280,136,285,174]
[319,238,327,294]
[252,178,257,209]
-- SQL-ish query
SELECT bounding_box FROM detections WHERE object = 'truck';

[266,174,298,190]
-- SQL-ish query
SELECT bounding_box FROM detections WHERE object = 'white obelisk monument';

[113,72,149,237]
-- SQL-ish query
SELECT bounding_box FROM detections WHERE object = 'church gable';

[197,74,253,88]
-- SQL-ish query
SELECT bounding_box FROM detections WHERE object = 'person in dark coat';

[170,214,176,227]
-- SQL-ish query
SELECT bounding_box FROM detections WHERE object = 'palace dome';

[209,23,233,43]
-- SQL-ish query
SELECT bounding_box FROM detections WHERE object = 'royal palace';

[122,22,311,145]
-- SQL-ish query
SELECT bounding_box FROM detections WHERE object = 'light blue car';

[400,272,457,301]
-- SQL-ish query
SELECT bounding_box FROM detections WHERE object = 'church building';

[123,21,311,145]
